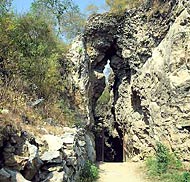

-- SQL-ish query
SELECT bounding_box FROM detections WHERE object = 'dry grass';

[0,76,71,137]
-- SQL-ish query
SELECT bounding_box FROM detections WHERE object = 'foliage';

[105,0,142,12]
[12,13,57,58]
[85,4,99,15]
[97,86,110,106]
[59,9,85,41]
[0,12,15,60]
[58,99,79,126]
[79,160,99,182]
[31,0,85,42]
[182,172,190,182]
[0,0,79,129]
[3,13,64,98]
[31,0,77,24]
[155,142,172,173]
[146,142,182,174]
[0,0,12,15]
[95,86,110,117]
[105,0,126,12]
[146,142,190,182]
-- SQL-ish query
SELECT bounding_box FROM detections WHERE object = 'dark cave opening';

[95,122,124,162]
[131,89,143,114]
[104,131,123,162]
[92,44,117,72]
[181,125,190,132]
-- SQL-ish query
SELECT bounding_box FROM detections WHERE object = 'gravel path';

[98,162,150,182]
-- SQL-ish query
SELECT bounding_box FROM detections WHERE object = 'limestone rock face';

[66,36,92,126]
[122,7,190,160]
[68,0,190,161]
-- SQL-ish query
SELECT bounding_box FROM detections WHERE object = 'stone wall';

[0,126,95,182]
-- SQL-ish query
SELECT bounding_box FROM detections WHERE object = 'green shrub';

[146,156,159,176]
[146,142,182,175]
[59,99,77,126]
[79,160,99,182]
[157,172,190,182]
[105,0,143,12]
[182,172,190,182]
[155,142,171,173]
[145,142,190,182]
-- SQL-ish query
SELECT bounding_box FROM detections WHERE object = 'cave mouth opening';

[95,123,124,162]
[94,44,125,163]
[104,128,124,162]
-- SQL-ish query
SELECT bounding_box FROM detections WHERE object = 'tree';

[0,0,12,15]
[0,0,13,57]
[59,8,85,41]
[12,13,57,58]
[105,0,142,12]
[105,0,127,12]
[31,0,85,42]
[85,4,99,15]
[11,13,64,97]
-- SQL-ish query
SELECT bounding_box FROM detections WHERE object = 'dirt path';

[98,162,150,182]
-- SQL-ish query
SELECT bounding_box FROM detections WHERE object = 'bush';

[158,171,190,182]
[105,0,143,12]
[0,10,75,127]
[146,142,182,175]
[145,142,190,182]
[155,142,171,173]
[79,160,99,182]
[182,172,190,182]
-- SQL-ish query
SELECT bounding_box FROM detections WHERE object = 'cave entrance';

[96,123,124,162]
[94,44,126,163]
[104,125,124,162]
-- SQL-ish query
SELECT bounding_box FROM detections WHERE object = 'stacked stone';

[0,126,95,182]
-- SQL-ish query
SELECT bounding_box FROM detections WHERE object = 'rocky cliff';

[68,0,190,162]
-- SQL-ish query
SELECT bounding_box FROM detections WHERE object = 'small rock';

[42,171,65,182]
[0,109,9,114]
[43,135,64,151]
[78,141,86,147]
[63,149,73,157]
[66,157,77,167]
[131,155,141,162]
[30,98,44,107]
[47,166,64,172]
[41,151,62,163]
[5,169,31,182]
[62,133,75,145]
[22,142,43,180]
[0,168,11,182]
[63,127,77,133]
